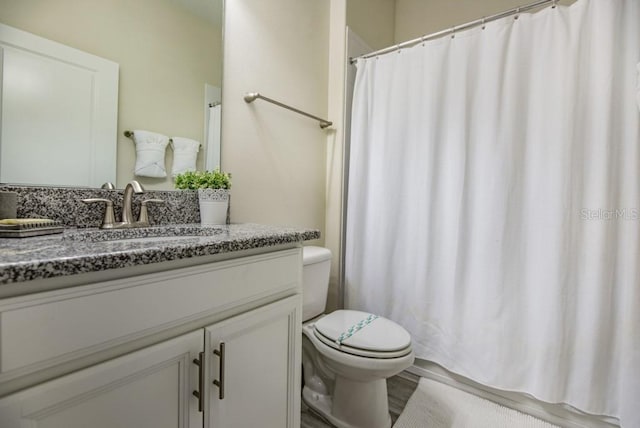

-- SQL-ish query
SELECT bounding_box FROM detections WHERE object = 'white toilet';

[301,246,415,428]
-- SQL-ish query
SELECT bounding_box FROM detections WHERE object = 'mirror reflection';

[0,0,223,190]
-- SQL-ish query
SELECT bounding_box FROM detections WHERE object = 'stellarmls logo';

[580,208,639,221]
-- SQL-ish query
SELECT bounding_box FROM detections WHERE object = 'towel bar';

[124,131,205,148]
[243,92,332,129]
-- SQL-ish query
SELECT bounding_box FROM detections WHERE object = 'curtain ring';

[451,26,456,39]
[396,44,401,54]
[421,36,426,46]
[514,7,520,19]
[481,17,486,30]
[552,0,558,8]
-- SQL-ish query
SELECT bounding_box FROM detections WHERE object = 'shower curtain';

[345,0,640,426]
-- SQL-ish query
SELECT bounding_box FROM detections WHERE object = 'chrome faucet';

[121,180,145,225]
[83,180,163,229]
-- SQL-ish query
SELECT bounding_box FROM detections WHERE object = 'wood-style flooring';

[301,372,420,428]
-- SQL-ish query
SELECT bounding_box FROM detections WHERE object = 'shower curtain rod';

[351,0,558,63]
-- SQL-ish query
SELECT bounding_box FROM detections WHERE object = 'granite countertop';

[0,223,320,286]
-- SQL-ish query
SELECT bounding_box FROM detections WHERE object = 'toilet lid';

[314,310,411,357]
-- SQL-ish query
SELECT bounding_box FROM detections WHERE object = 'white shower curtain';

[346,0,640,426]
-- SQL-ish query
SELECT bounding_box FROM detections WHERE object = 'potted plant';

[175,169,232,225]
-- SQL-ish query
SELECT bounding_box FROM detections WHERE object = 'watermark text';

[580,208,639,221]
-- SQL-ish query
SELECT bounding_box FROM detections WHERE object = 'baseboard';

[407,359,620,428]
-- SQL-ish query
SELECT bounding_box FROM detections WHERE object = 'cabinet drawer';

[0,248,301,377]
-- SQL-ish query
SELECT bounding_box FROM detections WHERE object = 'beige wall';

[325,0,348,311]
[395,0,576,41]
[0,0,222,190]
[221,0,329,241]
[346,0,395,50]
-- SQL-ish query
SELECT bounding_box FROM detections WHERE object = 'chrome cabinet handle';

[192,351,205,412]
[213,342,225,399]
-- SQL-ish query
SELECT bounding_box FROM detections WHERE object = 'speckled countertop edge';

[0,223,320,285]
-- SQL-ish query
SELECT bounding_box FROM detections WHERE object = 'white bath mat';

[393,378,560,428]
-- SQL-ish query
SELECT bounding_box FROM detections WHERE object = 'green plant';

[174,169,232,190]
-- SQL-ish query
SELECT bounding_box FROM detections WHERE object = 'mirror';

[0,0,224,190]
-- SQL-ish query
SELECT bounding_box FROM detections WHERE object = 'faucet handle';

[138,199,164,226]
[82,198,116,229]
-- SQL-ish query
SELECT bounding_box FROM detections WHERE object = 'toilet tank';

[302,246,332,321]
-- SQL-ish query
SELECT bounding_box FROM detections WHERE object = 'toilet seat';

[313,310,412,359]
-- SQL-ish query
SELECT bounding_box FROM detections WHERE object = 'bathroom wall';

[346,0,396,50]
[0,0,222,190]
[324,0,348,312]
[395,0,577,41]
[221,0,329,243]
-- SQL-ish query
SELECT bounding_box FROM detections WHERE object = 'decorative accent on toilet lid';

[335,313,379,345]
[314,309,411,352]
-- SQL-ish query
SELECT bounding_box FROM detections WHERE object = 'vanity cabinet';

[0,248,302,428]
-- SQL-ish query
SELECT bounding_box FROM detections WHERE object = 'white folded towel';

[171,137,201,177]
[132,130,170,178]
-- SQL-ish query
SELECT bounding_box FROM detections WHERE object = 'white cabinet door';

[0,330,203,428]
[205,295,301,428]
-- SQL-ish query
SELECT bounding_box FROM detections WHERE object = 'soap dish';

[0,220,64,238]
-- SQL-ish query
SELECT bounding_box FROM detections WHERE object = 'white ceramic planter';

[198,188,229,225]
